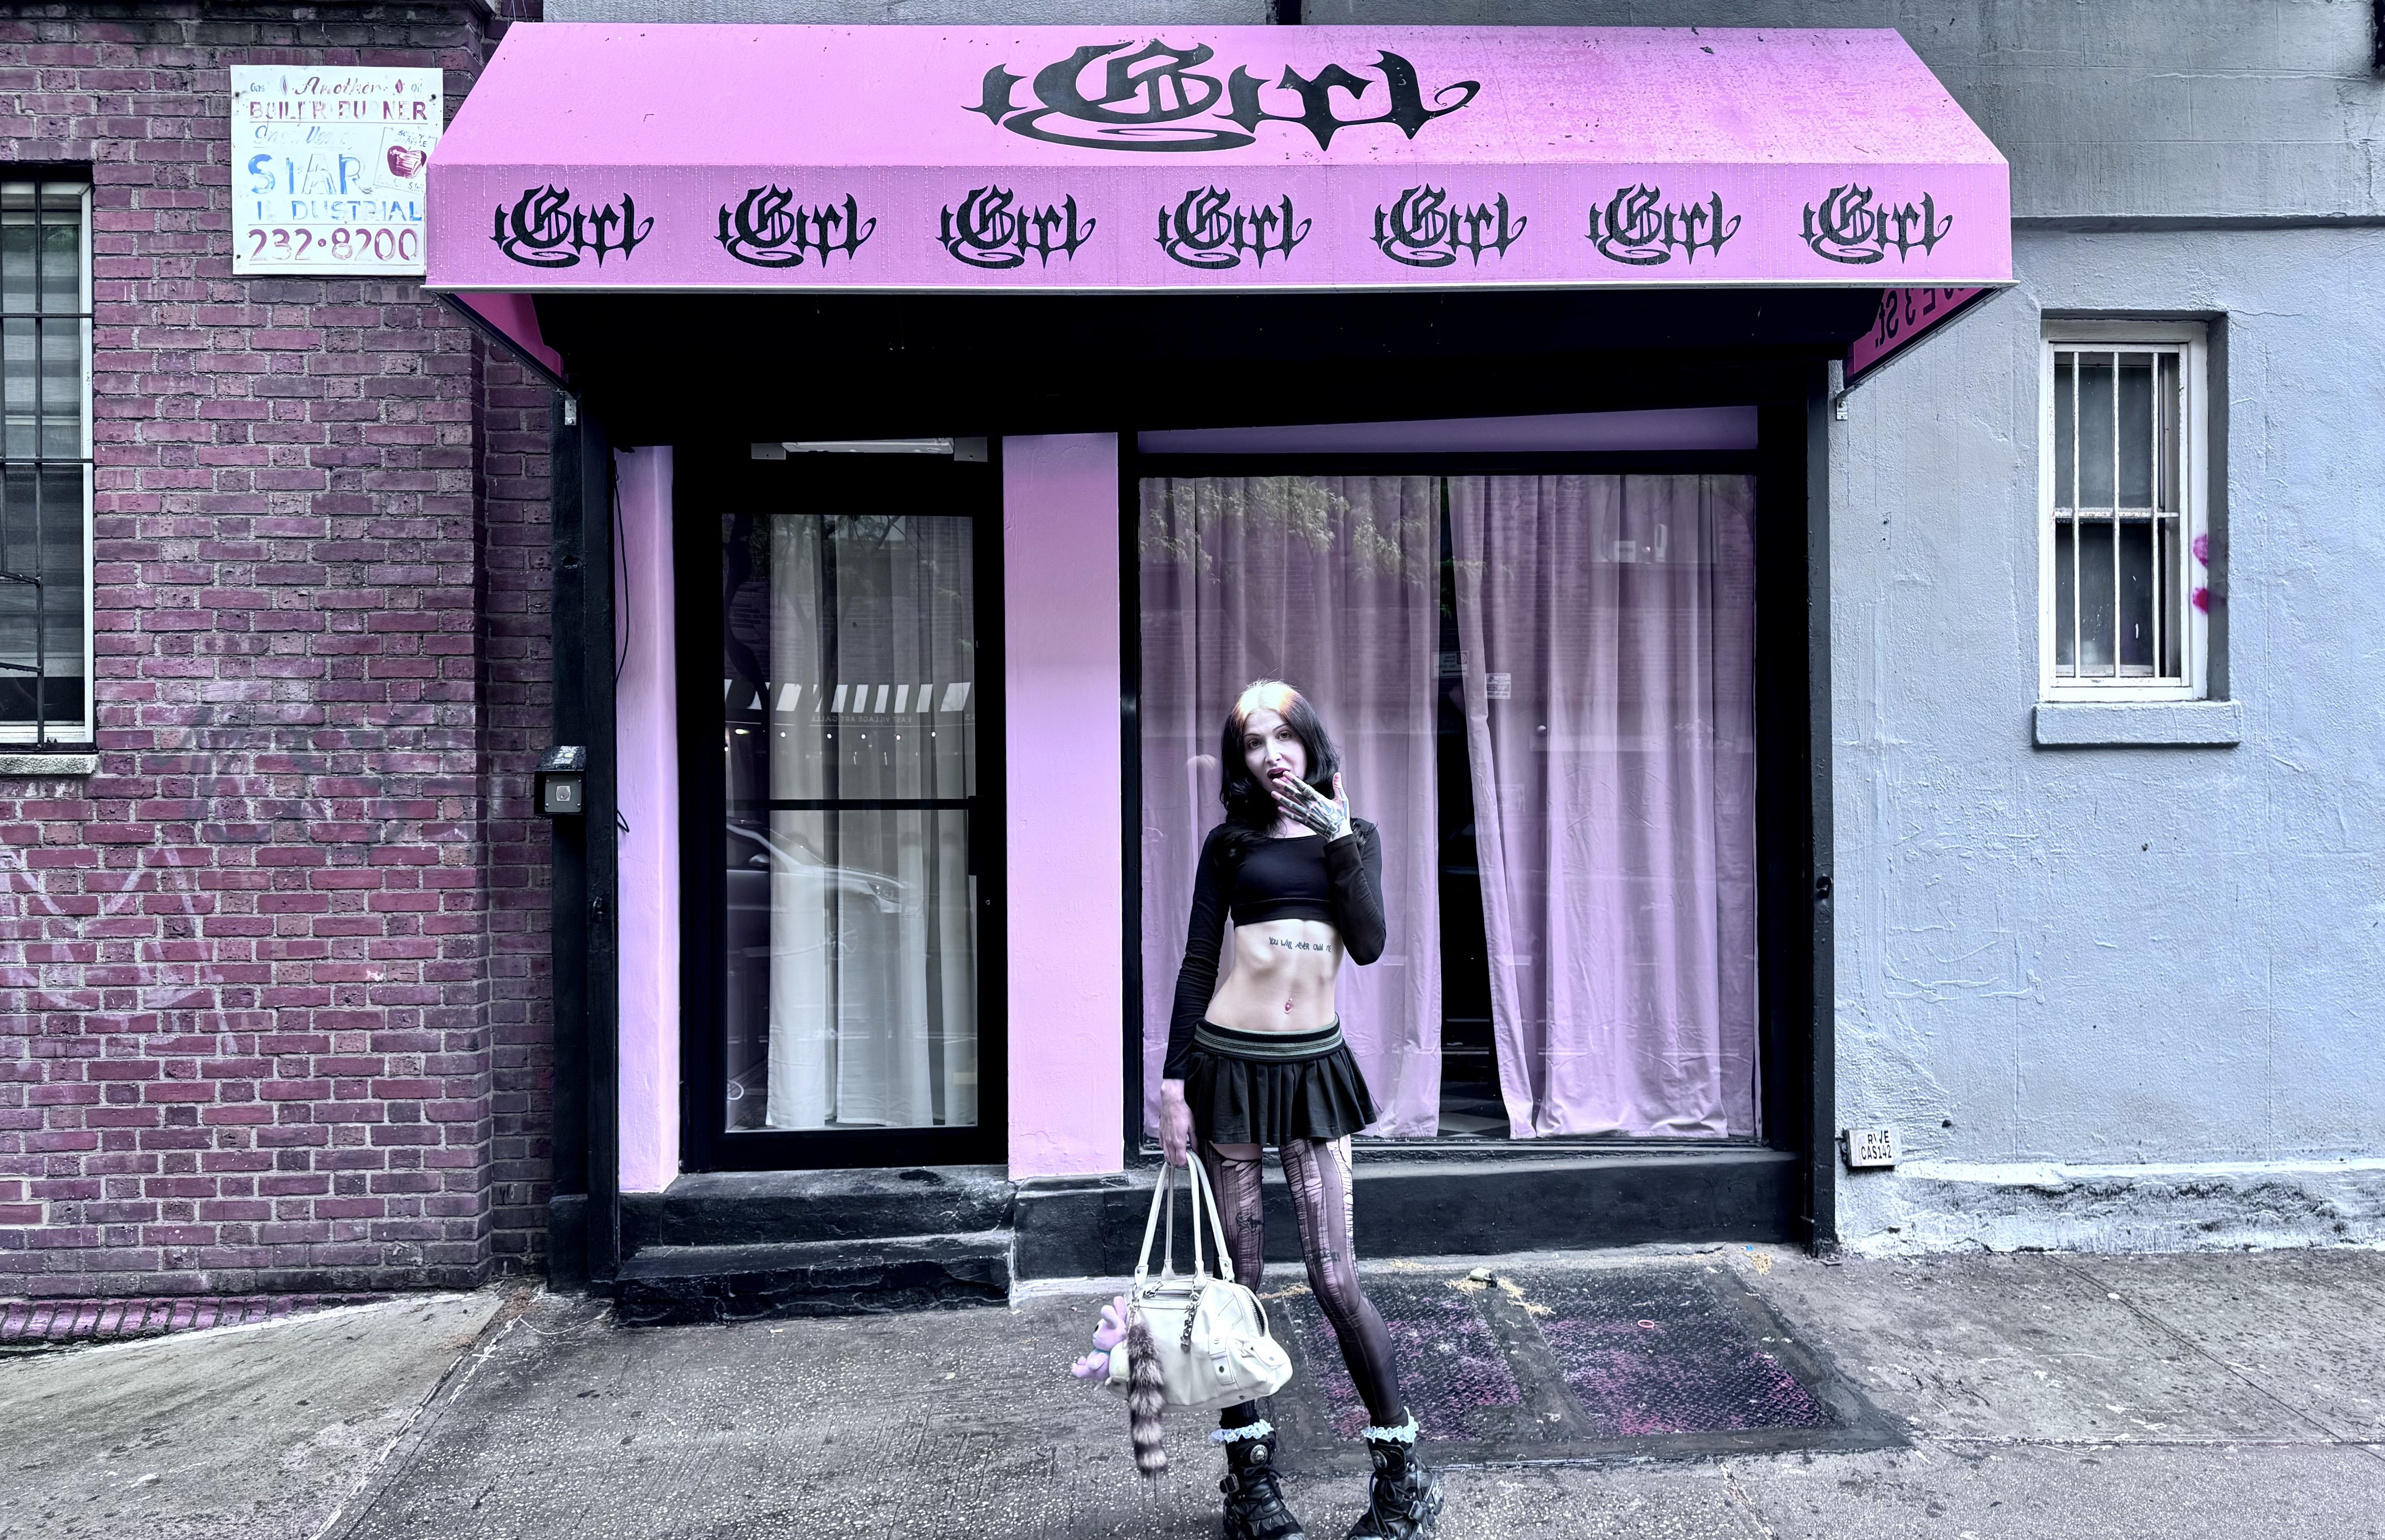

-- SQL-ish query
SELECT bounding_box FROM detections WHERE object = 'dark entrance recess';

[539,282,1851,1270]
[532,287,1874,447]
[1434,511,1500,1134]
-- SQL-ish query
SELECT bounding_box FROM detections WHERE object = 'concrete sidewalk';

[6,1248,2385,1540]
[0,1290,514,1540]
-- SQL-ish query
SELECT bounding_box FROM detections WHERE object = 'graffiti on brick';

[491,186,651,268]
[717,189,874,269]
[938,186,1096,269]
[967,41,1477,153]
[1371,186,1526,268]
[1155,188,1309,270]
[1801,185,1953,265]
[1585,185,1740,267]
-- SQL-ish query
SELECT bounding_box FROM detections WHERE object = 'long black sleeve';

[1323,819,1387,965]
[1163,827,1233,1080]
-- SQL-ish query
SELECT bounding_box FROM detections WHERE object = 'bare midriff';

[1204,917,1342,1034]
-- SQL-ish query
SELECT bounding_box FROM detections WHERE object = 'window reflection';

[721,512,978,1132]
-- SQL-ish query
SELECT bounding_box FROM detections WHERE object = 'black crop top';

[1163,820,1387,1079]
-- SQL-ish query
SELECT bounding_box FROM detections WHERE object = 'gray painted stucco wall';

[1312,0,2385,221]
[525,0,2385,1250]
[1829,223,2385,1250]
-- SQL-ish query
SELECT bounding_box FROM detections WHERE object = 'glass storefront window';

[1138,471,1760,1142]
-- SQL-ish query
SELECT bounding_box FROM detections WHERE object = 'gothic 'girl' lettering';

[717,189,874,269]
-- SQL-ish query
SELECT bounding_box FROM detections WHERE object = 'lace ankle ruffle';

[1210,1420,1276,1444]
[1359,1412,1420,1444]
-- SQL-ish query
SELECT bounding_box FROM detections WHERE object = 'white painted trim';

[2037,323,2211,705]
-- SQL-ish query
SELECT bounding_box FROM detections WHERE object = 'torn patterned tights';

[1200,1137,1407,1432]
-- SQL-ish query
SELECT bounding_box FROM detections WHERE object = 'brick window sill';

[0,751,98,777]
[2032,700,2243,748]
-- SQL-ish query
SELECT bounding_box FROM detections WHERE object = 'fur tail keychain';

[1064,1294,1169,1476]
[1126,1311,1168,1476]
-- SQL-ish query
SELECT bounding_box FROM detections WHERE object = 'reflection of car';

[722,822,911,1125]
[726,822,906,928]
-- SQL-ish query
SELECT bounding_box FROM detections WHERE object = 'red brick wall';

[0,1,555,1297]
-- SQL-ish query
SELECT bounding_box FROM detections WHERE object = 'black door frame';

[671,446,1011,1173]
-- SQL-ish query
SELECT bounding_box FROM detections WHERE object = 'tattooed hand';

[1271,769,1353,840]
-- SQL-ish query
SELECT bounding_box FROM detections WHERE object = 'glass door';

[683,450,1003,1170]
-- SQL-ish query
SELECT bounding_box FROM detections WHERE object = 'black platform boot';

[1344,1420,1441,1540]
[1219,1425,1308,1540]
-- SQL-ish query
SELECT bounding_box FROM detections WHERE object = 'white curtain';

[1449,475,1759,1138]
[763,514,978,1130]
[1138,476,1444,1137]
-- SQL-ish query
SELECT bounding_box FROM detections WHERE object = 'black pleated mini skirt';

[1184,1021,1378,1146]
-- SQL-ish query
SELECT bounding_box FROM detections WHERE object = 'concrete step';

[614,1232,1012,1325]
[619,1165,1013,1252]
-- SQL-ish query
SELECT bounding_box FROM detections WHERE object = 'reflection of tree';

[1140,476,1438,588]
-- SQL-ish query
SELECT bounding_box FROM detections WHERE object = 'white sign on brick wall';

[231,66,441,276]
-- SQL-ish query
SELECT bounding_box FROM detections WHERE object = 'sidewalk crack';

[1719,1462,1780,1538]
[305,1286,543,1540]
[2056,1257,2385,1470]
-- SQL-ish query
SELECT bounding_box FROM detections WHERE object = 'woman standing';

[1160,679,1441,1540]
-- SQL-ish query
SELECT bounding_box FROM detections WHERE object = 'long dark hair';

[1215,679,1342,864]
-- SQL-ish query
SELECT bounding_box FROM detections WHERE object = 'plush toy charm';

[1068,1294,1133,1382]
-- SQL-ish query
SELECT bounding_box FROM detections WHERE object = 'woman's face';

[1240,708,1307,789]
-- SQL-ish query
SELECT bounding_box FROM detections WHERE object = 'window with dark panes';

[0,177,91,742]
[2042,325,2210,701]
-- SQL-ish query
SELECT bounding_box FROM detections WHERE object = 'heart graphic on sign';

[386,145,427,178]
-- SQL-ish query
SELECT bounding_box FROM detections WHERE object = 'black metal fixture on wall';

[536,744,588,818]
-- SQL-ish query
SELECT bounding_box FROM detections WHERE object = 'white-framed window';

[2039,321,2210,702]
[0,176,93,745]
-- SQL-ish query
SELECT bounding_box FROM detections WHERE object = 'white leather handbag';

[1107,1157,1294,1413]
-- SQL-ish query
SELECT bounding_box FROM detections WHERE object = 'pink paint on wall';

[615,447,680,1194]
[1004,435,1124,1180]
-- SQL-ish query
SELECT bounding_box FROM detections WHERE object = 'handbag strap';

[1180,1152,1236,1284]
[1133,1159,1172,1286]
[1134,1156,1236,1288]
[1135,1160,1201,1284]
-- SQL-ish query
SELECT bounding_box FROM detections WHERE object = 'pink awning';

[426,23,2008,295]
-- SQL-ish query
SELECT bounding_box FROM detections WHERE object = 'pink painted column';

[1004,435,1124,1180]
[614,447,680,1193]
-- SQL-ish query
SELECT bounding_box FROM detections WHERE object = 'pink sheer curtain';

[1449,475,1760,1138]
[1138,476,1443,1138]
